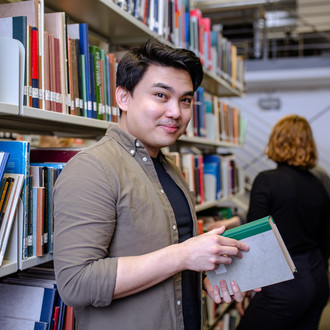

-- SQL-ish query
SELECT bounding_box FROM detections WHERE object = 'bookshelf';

[0,104,110,138]
[0,0,245,287]
[44,0,242,97]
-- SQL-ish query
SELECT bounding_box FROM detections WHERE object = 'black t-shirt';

[152,156,201,330]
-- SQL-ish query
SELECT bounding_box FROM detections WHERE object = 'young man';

[53,38,249,330]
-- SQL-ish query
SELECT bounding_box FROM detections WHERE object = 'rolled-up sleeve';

[53,152,117,308]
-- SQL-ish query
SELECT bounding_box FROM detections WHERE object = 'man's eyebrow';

[152,83,194,96]
[152,82,174,92]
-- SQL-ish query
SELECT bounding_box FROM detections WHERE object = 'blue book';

[68,23,92,117]
[196,86,205,137]
[0,317,48,330]
[0,283,57,328]
[0,140,30,260]
[133,0,140,19]
[105,56,112,122]
[203,154,221,200]
[185,12,190,49]
[30,162,65,174]
[79,23,92,118]
[203,162,218,202]
[0,151,10,182]
[40,287,57,327]
[153,0,158,33]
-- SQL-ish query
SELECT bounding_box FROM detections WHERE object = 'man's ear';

[116,86,130,112]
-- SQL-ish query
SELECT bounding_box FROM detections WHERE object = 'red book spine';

[31,27,39,108]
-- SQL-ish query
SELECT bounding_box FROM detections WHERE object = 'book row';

[167,151,243,206]
[114,0,245,90]
[0,269,75,330]
[0,0,119,122]
[0,140,81,272]
[187,86,246,144]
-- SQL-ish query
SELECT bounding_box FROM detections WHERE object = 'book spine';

[105,56,112,122]
[47,168,55,253]
[107,53,118,123]
[99,49,106,121]
[31,26,39,108]
[54,37,62,113]
[89,52,97,119]
[48,34,56,111]
[71,39,81,116]
[43,30,51,110]
[12,16,28,107]
[22,142,30,260]
[67,37,74,115]
[43,167,49,254]
[79,23,92,118]
[80,54,87,118]
[89,46,102,120]
[27,175,33,257]
[36,186,45,257]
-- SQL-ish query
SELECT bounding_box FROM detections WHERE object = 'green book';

[206,216,296,296]
[80,54,87,118]
[89,45,103,120]
[99,48,109,121]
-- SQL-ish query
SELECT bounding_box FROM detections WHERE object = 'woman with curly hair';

[237,114,329,330]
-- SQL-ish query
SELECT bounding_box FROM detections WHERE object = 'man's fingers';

[220,280,231,303]
[212,285,221,304]
[207,226,226,236]
[219,236,250,252]
[230,281,243,302]
[216,246,243,259]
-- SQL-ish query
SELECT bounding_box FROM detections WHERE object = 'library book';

[206,216,296,296]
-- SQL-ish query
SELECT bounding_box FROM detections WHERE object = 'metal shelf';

[0,104,112,138]
[178,135,239,148]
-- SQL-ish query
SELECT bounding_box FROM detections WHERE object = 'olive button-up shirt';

[53,125,200,330]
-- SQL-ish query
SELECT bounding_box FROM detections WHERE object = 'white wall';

[225,66,330,181]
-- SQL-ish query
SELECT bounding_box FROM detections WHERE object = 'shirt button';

[172,225,176,230]
[130,149,135,156]
[135,142,140,147]
[142,157,147,162]
[177,300,181,306]
[160,189,164,194]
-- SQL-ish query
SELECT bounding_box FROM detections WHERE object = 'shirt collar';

[105,125,146,157]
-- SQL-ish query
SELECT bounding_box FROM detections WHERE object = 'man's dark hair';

[116,38,203,94]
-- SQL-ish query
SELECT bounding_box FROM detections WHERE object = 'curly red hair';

[265,114,317,169]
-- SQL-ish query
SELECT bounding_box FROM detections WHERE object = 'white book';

[0,173,24,266]
[206,216,296,296]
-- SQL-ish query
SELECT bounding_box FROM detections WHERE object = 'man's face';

[117,65,194,157]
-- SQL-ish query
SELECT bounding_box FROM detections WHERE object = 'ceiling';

[191,0,330,60]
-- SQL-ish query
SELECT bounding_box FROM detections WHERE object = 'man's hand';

[203,276,243,304]
[179,226,250,272]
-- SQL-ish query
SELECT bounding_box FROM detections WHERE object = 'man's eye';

[182,98,192,105]
[156,93,166,99]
